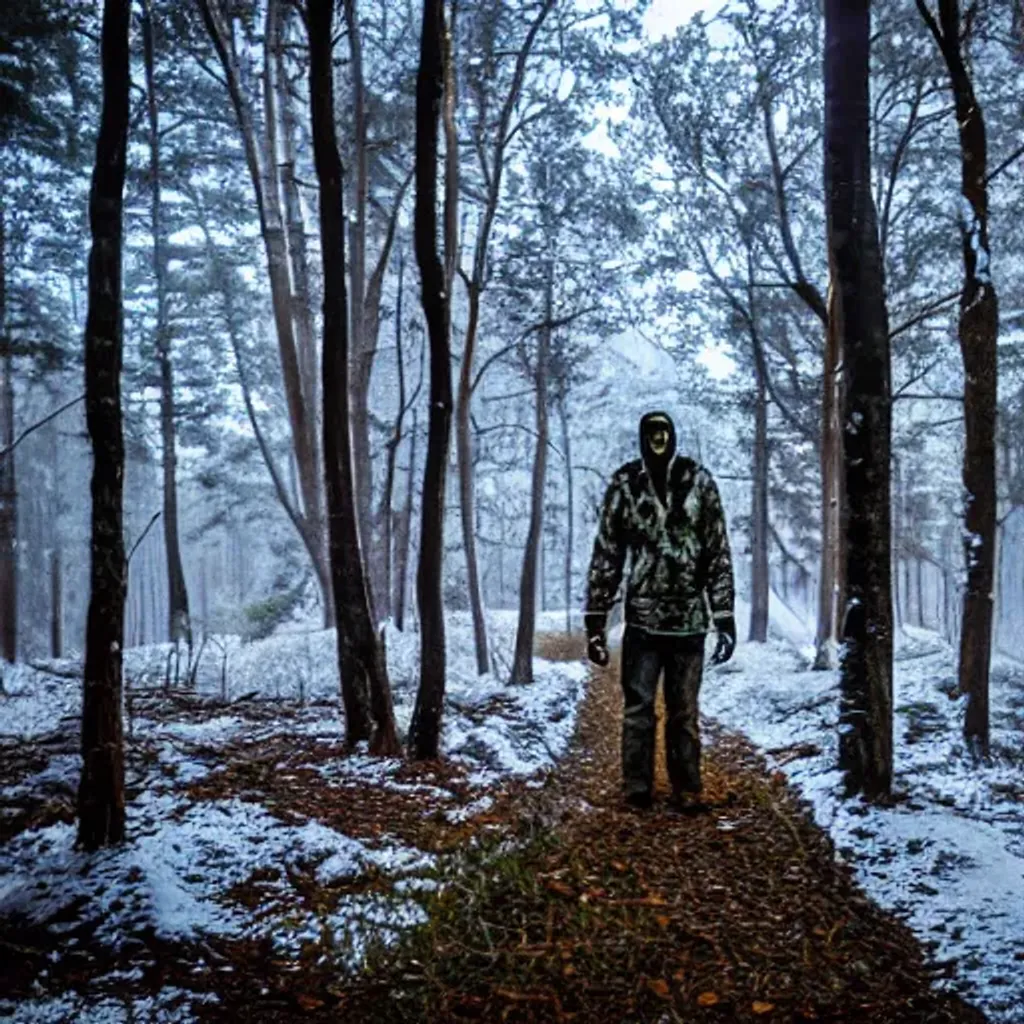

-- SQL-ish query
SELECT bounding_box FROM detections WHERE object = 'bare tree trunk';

[814,279,842,669]
[454,0,555,675]
[271,7,331,626]
[0,200,15,665]
[893,455,905,630]
[455,294,490,673]
[197,0,330,624]
[272,7,320,440]
[380,252,412,623]
[205,235,334,614]
[381,259,403,624]
[409,0,454,759]
[394,408,417,632]
[308,0,398,755]
[511,265,553,685]
[917,0,998,757]
[749,357,770,643]
[50,547,63,659]
[141,0,191,646]
[559,392,573,635]
[916,556,925,628]
[343,3,412,622]
[78,0,130,851]
[826,0,894,800]
[498,506,506,606]
[343,0,375,584]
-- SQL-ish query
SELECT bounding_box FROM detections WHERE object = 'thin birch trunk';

[141,0,191,646]
[511,262,553,685]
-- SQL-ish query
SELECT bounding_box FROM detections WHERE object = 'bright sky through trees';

[643,0,719,39]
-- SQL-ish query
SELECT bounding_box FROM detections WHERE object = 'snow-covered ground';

[708,599,1024,1024]
[0,611,587,1023]
[4,602,1022,1022]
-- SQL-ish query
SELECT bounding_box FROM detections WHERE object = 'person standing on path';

[584,411,736,811]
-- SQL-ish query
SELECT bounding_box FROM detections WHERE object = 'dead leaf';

[672,968,687,982]
[611,860,628,873]
[697,991,720,1007]
[655,914,671,928]
[296,994,324,1011]
[647,978,671,999]
[752,1001,775,1014]
[545,879,575,898]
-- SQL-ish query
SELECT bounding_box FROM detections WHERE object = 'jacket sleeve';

[585,475,628,624]
[700,471,735,622]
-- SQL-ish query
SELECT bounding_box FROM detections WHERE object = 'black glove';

[710,615,736,665]
[584,612,610,668]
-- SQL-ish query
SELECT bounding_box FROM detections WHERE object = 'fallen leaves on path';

[332,641,988,1024]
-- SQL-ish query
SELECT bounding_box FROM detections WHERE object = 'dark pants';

[620,625,705,800]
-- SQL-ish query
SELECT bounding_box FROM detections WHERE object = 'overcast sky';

[643,0,721,39]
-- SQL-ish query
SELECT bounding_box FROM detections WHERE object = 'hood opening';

[639,410,677,470]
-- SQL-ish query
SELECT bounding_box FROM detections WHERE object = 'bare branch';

[986,141,1024,185]
[127,511,162,566]
[888,289,960,341]
[0,394,84,463]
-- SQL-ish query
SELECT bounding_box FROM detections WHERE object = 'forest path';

[336,633,988,1024]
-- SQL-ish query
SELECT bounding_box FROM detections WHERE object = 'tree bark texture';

[409,0,454,760]
[825,0,894,800]
[344,0,409,623]
[308,0,398,755]
[271,7,320,454]
[394,408,418,633]
[455,0,555,676]
[749,354,770,643]
[50,546,63,659]
[455,290,490,673]
[78,0,131,851]
[197,0,330,624]
[141,0,191,646]
[0,199,15,664]
[917,0,998,757]
[380,252,410,623]
[559,392,573,635]
[511,266,553,685]
[814,278,843,669]
[343,0,374,587]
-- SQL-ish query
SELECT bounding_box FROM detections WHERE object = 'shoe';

[667,791,711,815]
[624,792,653,811]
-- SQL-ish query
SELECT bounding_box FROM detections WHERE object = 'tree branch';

[127,511,162,566]
[0,394,85,463]
[986,141,1024,185]
[888,289,961,341]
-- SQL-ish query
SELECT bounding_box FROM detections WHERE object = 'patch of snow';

[1,611,591,1016]
[703,624,1024,1023]
[0,986,215,1023]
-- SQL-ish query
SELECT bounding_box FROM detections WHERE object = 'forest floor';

[335,634,990,1024]
[1,624,1012,1023]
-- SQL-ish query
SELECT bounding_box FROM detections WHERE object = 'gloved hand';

[710,615,736,665]
[587,632,610,667]
[584,612,610,667]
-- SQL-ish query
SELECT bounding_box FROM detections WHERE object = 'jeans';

[620,625,705,799]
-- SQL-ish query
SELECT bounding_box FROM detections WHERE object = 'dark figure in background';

[585,411,736,811]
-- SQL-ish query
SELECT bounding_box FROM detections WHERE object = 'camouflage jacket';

[585,455,734,635]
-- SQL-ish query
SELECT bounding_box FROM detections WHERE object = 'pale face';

[647,426,670,455]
